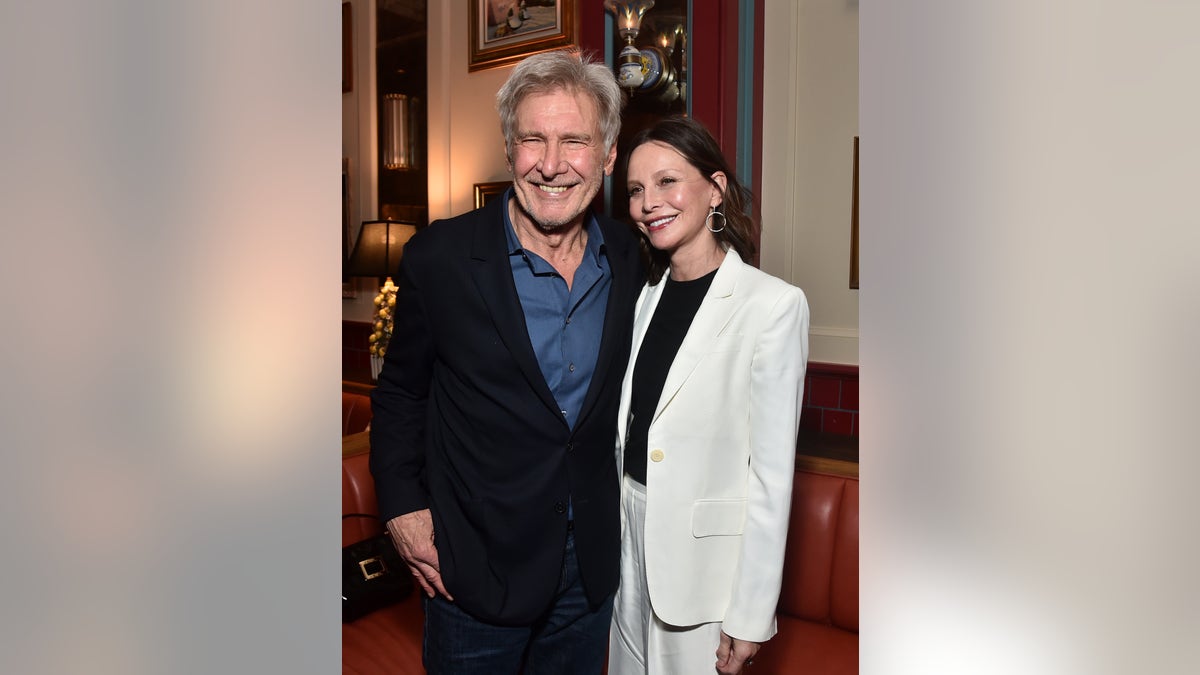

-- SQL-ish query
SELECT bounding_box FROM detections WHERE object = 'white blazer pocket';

[691,498,747,537]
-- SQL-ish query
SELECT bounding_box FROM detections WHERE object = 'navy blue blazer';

[369,195,644,625]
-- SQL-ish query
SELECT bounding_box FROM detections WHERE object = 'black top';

[625,269,717,484]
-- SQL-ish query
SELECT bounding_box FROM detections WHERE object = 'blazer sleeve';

[721,285,810,642]
[368,238,436,522]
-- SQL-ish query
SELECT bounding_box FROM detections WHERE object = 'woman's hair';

[624,115,757,284]
[496,49,624,161]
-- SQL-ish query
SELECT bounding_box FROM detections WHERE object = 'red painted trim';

[718,1,741,162]
[689,4,722,135]
[577,0,606,60]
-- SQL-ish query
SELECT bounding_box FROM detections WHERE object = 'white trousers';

[608,476,724,675]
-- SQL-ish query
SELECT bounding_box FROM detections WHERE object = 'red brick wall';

[343,320,373,383]
[800,363,860,437]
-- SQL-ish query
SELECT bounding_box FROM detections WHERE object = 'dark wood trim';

[807,361,860,378]
[343,379,375,396]
[795,454,858,479]
[343,430,371,459]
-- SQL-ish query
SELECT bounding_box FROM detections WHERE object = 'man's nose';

[540,143,566,176]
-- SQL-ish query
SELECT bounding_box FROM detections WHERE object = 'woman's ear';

[709,171,728,208]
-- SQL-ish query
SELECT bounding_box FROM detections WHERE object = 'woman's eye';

[628,186,643,197]
[659,177,676,186]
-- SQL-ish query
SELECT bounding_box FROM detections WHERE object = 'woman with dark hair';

[609,116,810,674]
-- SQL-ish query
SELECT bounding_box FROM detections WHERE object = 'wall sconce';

[605,0,655,88]
[604,0,684,104]
[382,94,421,170]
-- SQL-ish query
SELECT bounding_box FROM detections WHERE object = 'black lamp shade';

[346,220,417,278]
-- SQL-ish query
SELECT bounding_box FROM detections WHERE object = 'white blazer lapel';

[651,250,743,424]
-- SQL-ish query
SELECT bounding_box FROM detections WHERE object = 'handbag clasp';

[358,556,388,580]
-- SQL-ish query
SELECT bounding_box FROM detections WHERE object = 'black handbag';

[342,514,413,623]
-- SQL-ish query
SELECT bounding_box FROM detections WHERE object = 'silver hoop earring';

[705,208,726,234]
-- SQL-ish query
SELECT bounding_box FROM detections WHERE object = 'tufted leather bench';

[342,433,858,674]
[752,460,859,674]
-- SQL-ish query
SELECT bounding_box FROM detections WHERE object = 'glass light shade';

[604,0,654,44]
[345,220,417,278]
[659,24,683,55]
[382,94,410,170]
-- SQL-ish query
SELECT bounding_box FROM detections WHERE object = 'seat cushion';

[777,471,847,621]
[343,451,382,547]
[749,614,858,675]
[343,391,374,436]
[830,479,859,631]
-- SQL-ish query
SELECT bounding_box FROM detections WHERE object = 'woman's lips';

[646,215,676,231]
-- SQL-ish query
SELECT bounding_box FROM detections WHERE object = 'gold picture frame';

[474,181,511,208]
[849,136,859,290]
[342,2,353,93]
[468,0,577,73]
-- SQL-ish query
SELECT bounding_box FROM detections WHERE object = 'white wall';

[342,0,378,243]
[761,0,859,365]
[427,0,516,221]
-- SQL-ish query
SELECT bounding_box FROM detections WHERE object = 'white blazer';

[616,249,810,642]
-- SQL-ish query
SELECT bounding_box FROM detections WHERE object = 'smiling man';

[369,50,644,674]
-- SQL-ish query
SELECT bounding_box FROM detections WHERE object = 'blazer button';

[650,449,665,462]
[554,501,567,514]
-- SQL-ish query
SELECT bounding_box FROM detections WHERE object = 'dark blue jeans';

[422,530,614,675]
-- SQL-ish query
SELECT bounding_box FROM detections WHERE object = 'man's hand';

[385,509,453,600]
[716,631,761,675]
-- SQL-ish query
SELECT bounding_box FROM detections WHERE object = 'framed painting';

[474,180,511,208]
[468,0,577,72]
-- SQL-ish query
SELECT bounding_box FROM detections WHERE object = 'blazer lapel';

[651,249,743,425]
[467,199,563,420]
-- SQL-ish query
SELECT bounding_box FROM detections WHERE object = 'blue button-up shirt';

[503,189,611,430]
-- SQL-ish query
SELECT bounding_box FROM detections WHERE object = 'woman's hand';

[716,631,761,674]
